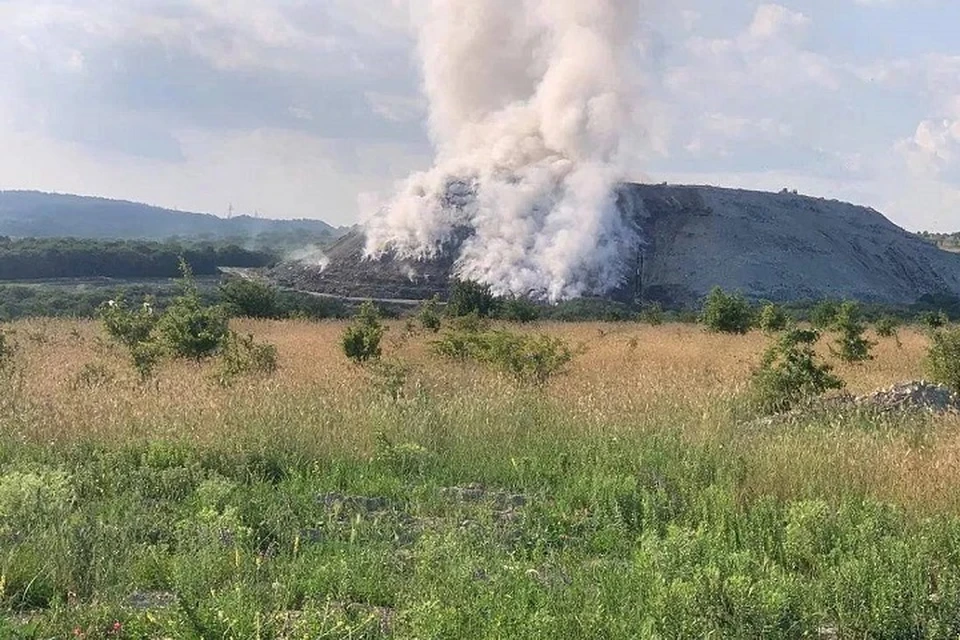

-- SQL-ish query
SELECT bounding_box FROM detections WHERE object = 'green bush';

[926,327,960,393]
[155,261,229,361]
[875,315,901,338]
[98,297,158,348]
[417,296,443,333]
[699,287,753,334]
[219,278,279,319]
[810,300,841,329]
[216,331,279,386]
[499,297,540,324]
[832,301,875,363]
[447,280,500,318]
[0,330,14,370]
[342,301,385,364]
[758,303,790,333]
[920,310,950,331]
[639,302,664,326]
[750,328,845,415]
[433,326,574,386]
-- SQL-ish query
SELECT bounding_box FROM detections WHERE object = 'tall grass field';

[2,318,960,638]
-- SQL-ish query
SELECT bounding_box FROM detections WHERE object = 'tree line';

[0,237,275,280]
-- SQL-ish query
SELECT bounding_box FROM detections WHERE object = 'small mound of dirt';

[854,381,960,414]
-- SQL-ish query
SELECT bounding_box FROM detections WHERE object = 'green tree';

[699,287,753,334]
[342,301,385,364]
[447,280,500,318]
[220,278,279,319]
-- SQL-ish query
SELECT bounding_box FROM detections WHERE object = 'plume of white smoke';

[287,245,330,271]
[364,0,644,301]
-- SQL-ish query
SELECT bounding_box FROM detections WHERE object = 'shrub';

[219,278,279,319]
[483,332,574,386]
[216,332,279,386]
[875,315,901,338]
[832,301,875,363]
[433,326,574,386]
[639,302,664,326]
[447,280,500,318]
[71,362,114,390]
[417,296,443,333]
[700,287,753,334]
[920,310,950,331]
[342,301,385,364]
[758,303,790,333]
[368,359,414,402]
[98,297,158,348]
[810,300,841,329]
[926,327,960,393]
[130,340,165,382]
[750,328,845,415]
[499,297,540,324]
[155,261,229,361]
[0,330,14,370]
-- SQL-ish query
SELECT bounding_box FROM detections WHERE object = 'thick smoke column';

[364,0,644,301]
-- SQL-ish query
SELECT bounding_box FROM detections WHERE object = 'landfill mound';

[272,184,960,307]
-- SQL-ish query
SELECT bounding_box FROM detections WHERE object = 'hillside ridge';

[0,190,343,241]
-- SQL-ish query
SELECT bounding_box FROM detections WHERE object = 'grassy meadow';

[2,318,960,638]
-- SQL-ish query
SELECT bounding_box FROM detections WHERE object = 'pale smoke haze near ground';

[363,0,647,301]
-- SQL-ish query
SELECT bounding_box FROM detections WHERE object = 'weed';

[71,363,114,390]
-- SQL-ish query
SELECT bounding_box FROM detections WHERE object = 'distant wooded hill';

[0,191,345,246]
[0,237,275,281]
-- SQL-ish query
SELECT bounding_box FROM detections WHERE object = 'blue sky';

[0,1,958,231]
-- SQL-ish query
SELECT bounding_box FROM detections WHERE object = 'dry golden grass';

[2,317,959,513]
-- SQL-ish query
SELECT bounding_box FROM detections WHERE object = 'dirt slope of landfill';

[271,184,960,307]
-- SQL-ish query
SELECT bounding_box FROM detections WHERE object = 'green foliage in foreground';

[927,327,960,393]
[3,398,960,638]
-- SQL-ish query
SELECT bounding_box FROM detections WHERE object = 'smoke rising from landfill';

[363,0,645,301]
